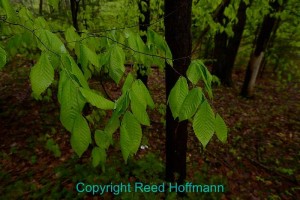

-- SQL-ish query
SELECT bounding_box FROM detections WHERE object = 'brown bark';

[39,0,43,15]
[137,0,150,86]
[70,0,80,31]
[241,0,284,97]
[165,0,192,184]
[212,0,248,86]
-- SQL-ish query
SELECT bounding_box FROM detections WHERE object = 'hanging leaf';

[108,45,125,84]
[79,44,100,70]
[178,87,202,121]
[122,73,134,93]
[147,29,173,66]
[65,26,80,50]
[130,91,150,126]
[168,77,189,119]
[104,112,120,138]
[114,92,130,115]
[120,111,142,163]
[92,147,106,170]
[186,60,204,85]
[94,130,111,149]
[79,88,114,110]
[61,54,89,89]
[30,53,54,98]
[71,115,91,157]
[0,47,6,69]
[214,113,227,143]
[193,100,215,148]
[131,80,155,109]
[126,31,147,63]
[60,76,86,132]
[35,29,66,54]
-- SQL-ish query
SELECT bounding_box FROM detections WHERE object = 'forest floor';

[0,56,299,199]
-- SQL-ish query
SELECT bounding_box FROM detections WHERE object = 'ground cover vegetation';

[0,0,299,199]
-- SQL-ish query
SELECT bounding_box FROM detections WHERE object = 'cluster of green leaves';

[0,0,172,168]
[168,60,227,148]
[0,0,226,169]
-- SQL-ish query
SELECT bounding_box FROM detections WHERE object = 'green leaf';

[122,73,134,93]
[79,44,100,70]
[30,53,54,98]
[108,45,125,84]
[60,76,86,132]
[104,112,120,142]
[130,91,150,126]
[48,0,59,11]
[214,114,227,143]
[0,47,6,69]
[79,88,114,110]
[168,77,189,119]
[126,31,147,63]
[120,111,142,163]
[94,130,110,149]
[193,100,215,148]
[178,87,202,121]
[1,0,16,21]
[91,147,106,169]
[114,92,130,115]
[34,17,50,30]
[61,54,89,88]
[35,29,66,54]
[71,115,91,157]
[65,26,80,50]
[147,29,173,66]
[186,60,204,85]
[131,80,155,109]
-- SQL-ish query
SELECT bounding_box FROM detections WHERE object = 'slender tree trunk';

[70,0,80,31]
[241,0,283,97]
[137,0,150,86]
[165,0,192,184]
[39,0,43,15]
[212,0,248,86]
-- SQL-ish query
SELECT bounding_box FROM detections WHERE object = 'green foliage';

[30,53,54,98]
[45,138,61,157]
[215,113,228,143]
[178,87,202,121]
[0,46,6,69]
[168,77,189,119]
[193,100,215,148]
[71,115,91,157]
[120,111,142,163]
[79,88,115,110]
[0,0,227,165]
[168,60,227,148]
[92,147,106,170]
[107,44,125,84]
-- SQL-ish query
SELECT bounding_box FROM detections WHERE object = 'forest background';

[0,0,299,199]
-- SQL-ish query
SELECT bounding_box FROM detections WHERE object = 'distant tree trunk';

[39,0,43,15]
[165,0,192,184]
[192,0,230,53]
[70,0,80,31]
[212,0,248,86]
[137,0,150,86]
[241,0,283,97]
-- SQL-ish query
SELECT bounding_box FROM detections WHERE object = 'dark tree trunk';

[70,0,80,31]
[165,0,192,184]
[241,0,283,97]
[212,0,248,86]
[137,0,150,86]
[39,0,43,15]
[192,0,230,53]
